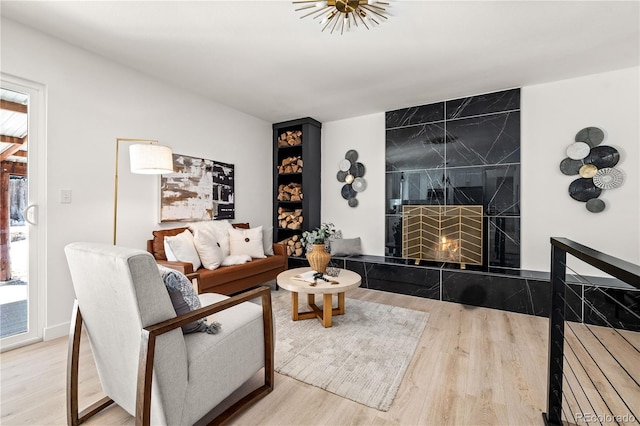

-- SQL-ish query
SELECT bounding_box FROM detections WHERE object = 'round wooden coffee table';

[276,267,361,328]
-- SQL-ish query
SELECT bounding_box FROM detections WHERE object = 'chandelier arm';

[355,10,370,29]
[295,4,318,11]
[365,3,388,11]
[330,12,341,34]
[301,5,332,19]
[360,5,388,19]
[321,11,337,32]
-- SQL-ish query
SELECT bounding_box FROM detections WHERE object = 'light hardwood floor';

[2,287,634,425]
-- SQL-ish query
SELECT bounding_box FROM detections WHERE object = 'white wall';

[322,67,640,274]
[521,67,640,273]
[1,19,272,339]
[321,113,386,255]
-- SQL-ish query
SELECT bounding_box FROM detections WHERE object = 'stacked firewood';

[278,156,303,174]
[277,183,303,201]
[277,130,302,147]
[277,206,303,230]
[280,234,304,257]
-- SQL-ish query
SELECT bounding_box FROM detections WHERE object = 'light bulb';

[315,1,326,8]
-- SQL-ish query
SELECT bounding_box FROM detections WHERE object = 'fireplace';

[402,205,483,266]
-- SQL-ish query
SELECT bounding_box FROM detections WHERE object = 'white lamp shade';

[129,144,174,174]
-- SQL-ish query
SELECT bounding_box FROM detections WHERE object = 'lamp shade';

[129,144,174,174]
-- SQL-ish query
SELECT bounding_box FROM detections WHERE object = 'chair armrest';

[272,242,287,257]
[135,286,274,425]
[144,285,270,335]
[156,260,194,275]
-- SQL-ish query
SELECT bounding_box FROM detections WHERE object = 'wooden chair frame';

[67,285,274,426]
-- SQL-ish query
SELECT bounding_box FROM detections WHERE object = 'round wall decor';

[584,146,620,168]
[566,142,591,160]
[560,126,623,213]
[568,178,602,202]
[593,168,624,189]
[575,127,605,147]
[336,150,367,207]
[578,164,598,178]
[559,158,583,176]
[586,198,605,213]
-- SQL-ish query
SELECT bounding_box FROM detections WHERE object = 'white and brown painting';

[160,154,234,222]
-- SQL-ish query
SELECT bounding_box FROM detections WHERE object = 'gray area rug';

[273,292,429,411]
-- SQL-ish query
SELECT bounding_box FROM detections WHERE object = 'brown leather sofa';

[147,223,287,295]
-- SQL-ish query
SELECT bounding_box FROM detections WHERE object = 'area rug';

[272,292,429,411]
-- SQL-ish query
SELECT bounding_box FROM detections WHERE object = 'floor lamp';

[113,138,174,245]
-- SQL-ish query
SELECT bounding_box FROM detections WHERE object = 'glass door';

[1,75,45,351]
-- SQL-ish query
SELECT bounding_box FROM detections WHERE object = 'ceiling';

[1,1,639,123]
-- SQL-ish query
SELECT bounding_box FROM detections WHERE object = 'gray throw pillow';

[330,237,362,256]
[157,265,221,334]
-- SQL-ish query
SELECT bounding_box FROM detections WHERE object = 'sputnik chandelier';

[293,0,390,34]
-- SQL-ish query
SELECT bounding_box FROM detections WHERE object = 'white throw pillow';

[221,254,252,266]
[164,239,178,261]
[229,226,266,258]
[164,230,202,270]
[189,220,233,258]
[263,226,275,256]
[193,228,224,270]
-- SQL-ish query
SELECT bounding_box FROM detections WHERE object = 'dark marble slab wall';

[287,256,640,331]
[385,89,521,271]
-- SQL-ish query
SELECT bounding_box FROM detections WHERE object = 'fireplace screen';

[402,205,483,266]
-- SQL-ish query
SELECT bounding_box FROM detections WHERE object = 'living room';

[1,1,639,425]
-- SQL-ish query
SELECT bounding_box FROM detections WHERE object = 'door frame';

[1,73,47,352]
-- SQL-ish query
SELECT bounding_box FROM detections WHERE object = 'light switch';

[60,189,72,204]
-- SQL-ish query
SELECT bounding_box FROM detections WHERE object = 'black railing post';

[543,242,567,426]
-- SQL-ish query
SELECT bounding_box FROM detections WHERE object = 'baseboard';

[44,321,70,341]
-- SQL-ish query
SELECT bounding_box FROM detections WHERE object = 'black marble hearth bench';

[287,255,639,332]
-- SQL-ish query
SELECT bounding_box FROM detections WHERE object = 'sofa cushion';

[164,230,202,270]
[229,226,265,259]
[198,255,284,286]
[190,220,234,258]
[221,254,252,266]
[152,227,190,260]
[193,228,224,270]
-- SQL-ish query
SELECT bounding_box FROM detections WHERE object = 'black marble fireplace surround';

[385,88,521,272]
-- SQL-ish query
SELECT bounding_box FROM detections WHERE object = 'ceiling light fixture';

[293,0,390,35]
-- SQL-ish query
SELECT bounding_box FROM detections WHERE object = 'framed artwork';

[160,153,235,222]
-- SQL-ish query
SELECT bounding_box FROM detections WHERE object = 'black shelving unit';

[272,118,322,254]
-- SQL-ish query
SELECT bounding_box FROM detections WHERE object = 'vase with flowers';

[301,222,336,273]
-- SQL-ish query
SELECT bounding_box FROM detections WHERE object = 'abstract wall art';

[160,153,234,222]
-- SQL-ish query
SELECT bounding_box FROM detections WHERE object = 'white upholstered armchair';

[64,242,274,425]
